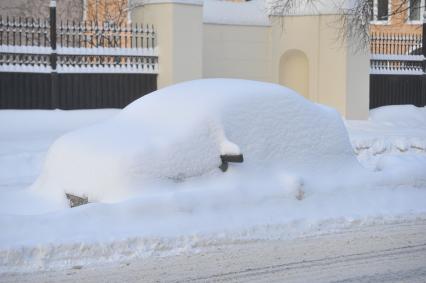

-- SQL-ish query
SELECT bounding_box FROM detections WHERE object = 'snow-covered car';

[32,79,360,205]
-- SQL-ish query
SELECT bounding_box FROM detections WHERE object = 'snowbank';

[0,110,119,215]
[370,105,426,127]
[0,109,118,141]
[0,110,118,188]
[346,105,426,187]
[1,102,426,272]
[347,105,426,158]
[32,79,358,204]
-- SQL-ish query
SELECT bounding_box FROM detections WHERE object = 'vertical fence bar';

[422,14,426,72]
[0,16,3,46]
[422,14,426,106]
[50,0,58,109]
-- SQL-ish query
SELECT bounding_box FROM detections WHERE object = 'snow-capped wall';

[130,0,349,27]
[203,0,270,26]
[267,0,351,16]
[203,0,350,26]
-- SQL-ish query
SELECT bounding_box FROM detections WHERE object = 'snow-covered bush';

[32,79,359,204]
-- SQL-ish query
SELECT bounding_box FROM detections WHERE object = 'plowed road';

[2,218,426,283]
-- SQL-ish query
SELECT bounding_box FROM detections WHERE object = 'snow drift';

[370,105,426,127]
[348,105,426,157]
[32,79,359,204]
[2,98,426,272]
[346,105,426,186]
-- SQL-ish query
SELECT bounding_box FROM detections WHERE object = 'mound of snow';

[346,105,426,184]
[347,105,426,158]
[0,110,118,189]
[370,105,426,127]
[32,79,359,204]
[3,101,426,271]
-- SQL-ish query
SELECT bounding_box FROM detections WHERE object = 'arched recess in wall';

[279,50,309,99]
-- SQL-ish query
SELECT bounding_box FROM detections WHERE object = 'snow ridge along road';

[3,217,426,283]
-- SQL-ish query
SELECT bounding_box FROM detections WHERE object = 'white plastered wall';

[130,2,370,119]
[271,15,369,119]
[345,37,370,120]
[131,2,203,88]
[203,24,272,82]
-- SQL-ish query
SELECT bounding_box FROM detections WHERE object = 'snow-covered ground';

[4,218,426,282]
[0,91,425,273]
[0,109,120,215]
[347,105,426,172]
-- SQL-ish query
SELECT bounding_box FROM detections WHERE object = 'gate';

[0,1,158,109]
[369,22,426,109]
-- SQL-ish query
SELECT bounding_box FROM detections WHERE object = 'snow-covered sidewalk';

[4,217,426,283]
[0,104,425,273]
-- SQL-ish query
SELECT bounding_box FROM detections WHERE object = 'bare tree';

[85,0,129,26]
[83,0,130,48]
[268,0,425,50]
[337,0,374,51]
[0,0,83,22]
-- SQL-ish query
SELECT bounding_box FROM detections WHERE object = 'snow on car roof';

[32,79,358,204]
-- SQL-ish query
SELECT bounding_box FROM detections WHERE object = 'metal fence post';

[50,0,58,109]
[422,14,426,106]
[423,14,426,72]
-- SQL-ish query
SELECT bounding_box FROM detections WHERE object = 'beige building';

[130,0,370,120]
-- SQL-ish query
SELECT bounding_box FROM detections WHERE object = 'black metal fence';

[0,3,158,109]
[370,29,426,109]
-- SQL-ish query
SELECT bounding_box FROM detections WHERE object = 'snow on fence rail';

[370,32,424,75]
[0,16,50,47]
[57,21,156,50]
[0,16,158,73]
[370,58,424,75]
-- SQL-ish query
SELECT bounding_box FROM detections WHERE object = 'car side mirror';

[219,154,244,172]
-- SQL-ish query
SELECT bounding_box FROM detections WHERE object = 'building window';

[409,0,424,22]
[378,0,389,21]
[370,0,390,23]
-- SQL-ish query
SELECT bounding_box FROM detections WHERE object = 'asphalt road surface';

[2,218,426,283]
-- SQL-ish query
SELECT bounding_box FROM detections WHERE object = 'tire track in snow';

[184,244,426,282]
[2,217,426,283]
